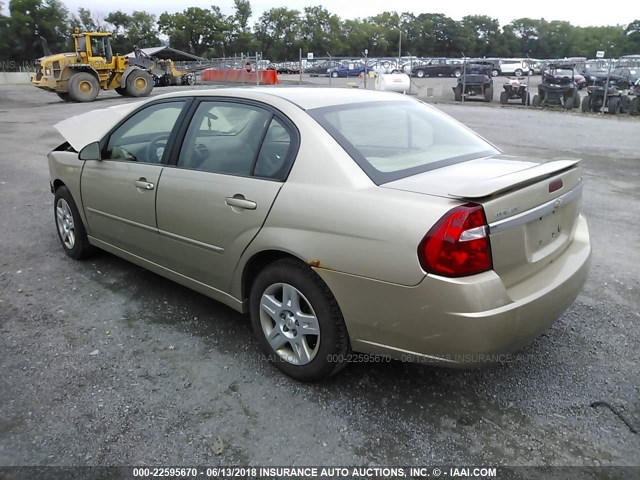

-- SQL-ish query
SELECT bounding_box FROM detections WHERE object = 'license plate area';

[526,203,575,262]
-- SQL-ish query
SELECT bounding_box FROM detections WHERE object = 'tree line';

[1,0,639,66]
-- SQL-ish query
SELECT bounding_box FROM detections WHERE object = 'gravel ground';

[0,84,638,468]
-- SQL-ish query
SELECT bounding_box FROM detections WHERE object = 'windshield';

[309,101,498,184]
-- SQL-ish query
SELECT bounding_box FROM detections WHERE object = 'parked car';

[498,58,534,77]
[305,60,341,76]
[49,88,591,381]
[327,63,373,78]
[411,58,463,78]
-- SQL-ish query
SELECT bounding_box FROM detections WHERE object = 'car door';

[80,100,189,261]
[155,99,298,293]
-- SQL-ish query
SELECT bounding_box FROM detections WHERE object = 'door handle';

[225,195,257,210]
[134,178,155,190]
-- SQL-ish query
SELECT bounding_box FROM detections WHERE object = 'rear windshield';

[309,101,498,184]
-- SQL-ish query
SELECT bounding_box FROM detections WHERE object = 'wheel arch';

[239,249,306,302]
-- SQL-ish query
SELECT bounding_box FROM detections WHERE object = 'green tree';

[104,10,159,54]
[254,7,301,60]
[228,0,259,55]
[461,15,502,57]
[7,0,69,61]
[158,7,229,57]
[299,5,343,57]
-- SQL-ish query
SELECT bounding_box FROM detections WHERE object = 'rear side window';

[309,101,498,184]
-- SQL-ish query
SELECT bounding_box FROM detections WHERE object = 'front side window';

[310,100,498,184]
[105,101,186,164]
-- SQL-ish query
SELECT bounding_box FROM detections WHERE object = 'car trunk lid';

[383,155,583,287]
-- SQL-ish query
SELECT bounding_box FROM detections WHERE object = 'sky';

[1,0,634,27]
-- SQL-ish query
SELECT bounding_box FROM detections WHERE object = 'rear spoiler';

[449,159,580,199]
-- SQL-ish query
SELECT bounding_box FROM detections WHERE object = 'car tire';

[491,69,500,77]
[620,95,631,114]
[522,91,531,106]
[581,95,591,113]
[125,70,153,97]
[416,69,425,78]
[453,69,461,78]
[563,95,575,110]
[500,91,508,104]
[54,186,95,260]
[514,68,523,77]
[454,85,463,102]
[68,72,99,102]
[532,94,540,107]
[484,86,493,102]
[331,71,338,78]
[573,92,581,109]
[629,97,640,116]
[249,258,350,381]
[607,97,621,114]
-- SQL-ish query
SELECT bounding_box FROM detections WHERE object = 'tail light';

[418,204,492,277]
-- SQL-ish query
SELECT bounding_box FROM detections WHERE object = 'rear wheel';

[581,95,591,113]
[607,97,621,114]
[454,85,463,102]
[563,94,575,110]
[453,69,461,78]
[415,69,425,78]
[68,72,99,102]
[484,86,493,102]
[620,95,631,114]
[125,70,153,97]
[331,71,338,78]
[629,97,640,116]
[250,258,350,381]
[532,94,540,107]
[491,69,499,77]
[500,91,508,104]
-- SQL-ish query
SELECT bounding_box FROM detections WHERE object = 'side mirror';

[79,141,101,161]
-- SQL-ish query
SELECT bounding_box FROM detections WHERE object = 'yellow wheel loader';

[32,29,154,102]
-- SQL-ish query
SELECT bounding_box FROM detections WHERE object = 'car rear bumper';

[316,215,591,366]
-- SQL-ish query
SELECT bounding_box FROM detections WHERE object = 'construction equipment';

[31,29,154,102]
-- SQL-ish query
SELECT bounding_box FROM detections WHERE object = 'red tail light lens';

[418,204,493,277]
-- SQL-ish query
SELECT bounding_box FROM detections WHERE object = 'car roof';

[152,87,415,110]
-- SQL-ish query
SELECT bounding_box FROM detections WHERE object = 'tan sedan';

[49,87,591,380]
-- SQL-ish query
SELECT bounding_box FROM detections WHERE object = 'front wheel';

[453,69,461,78]
[68,72,99,102]
[514,68,523,77]
[250,258,350,381]
[54,186,95,260]
[415,69,425,78]
[331,71,338,78]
